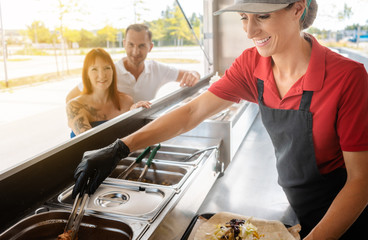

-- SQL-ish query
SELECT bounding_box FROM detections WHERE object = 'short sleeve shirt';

[115,59,179,102]
[209,35,368,174]
[78,59,179,103]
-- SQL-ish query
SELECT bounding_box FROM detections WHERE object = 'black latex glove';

[72,139,130,198]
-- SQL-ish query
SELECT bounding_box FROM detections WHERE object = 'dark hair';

[286,0,318,30]
[82,48,121,110]
[301,0,317,29]
[125,23,152,41]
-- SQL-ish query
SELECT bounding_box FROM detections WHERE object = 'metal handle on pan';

[117,146,151,179]
[184,146,218,161]
[137,144,161,182]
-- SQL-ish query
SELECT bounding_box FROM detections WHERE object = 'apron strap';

[257,79,264,103]
[299,91,313,111]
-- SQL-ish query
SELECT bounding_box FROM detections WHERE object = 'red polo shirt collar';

[254,34,326,92]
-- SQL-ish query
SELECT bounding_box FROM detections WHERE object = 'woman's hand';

[130,101,151,110]
[72,139,130,198]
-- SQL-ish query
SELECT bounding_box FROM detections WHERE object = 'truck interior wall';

[214,0,255,75]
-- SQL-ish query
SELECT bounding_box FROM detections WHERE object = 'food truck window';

[0,0,210,173]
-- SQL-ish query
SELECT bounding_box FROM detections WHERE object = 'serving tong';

[117,146,151,179]
[137,144,161,182]
[63,192,90,240]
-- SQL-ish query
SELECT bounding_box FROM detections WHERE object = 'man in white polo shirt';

[66,23,200,103]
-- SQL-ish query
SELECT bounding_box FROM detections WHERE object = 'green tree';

[345,23,368,31]
[97,25,118,48]
[149,19,166,47]
[26,21,51,44]
[54,0,80,73]
[133,0,149,23]
[167,5,192,46]
[307,27,330,39]
[62,28,81,48]
[189,12,202,45]
[338,3,352,21]
[78,29,95,48]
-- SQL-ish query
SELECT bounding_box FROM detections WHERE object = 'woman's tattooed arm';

[66,101,108,135]
[66,102,92,135]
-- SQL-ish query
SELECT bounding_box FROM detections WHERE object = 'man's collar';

[120,58,151,75]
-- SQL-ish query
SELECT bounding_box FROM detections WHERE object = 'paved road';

[0,77,77,173]
[1,46,205,80]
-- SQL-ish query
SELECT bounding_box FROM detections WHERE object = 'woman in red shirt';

[72,1,368,239]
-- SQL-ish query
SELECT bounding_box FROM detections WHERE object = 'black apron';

[256,79,368,238]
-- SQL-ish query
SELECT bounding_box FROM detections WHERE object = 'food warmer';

[0,75,258,239]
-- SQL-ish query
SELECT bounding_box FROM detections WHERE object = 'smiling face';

[123,29,153,67]
[88,57,113,91]
[239,3,304,57]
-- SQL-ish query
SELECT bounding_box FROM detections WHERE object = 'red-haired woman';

[66,48,150,137]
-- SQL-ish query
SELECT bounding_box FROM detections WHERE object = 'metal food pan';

[108,159,194,189]
[128,145,210,165]
[57,183,175,222]
[0,210,133,240]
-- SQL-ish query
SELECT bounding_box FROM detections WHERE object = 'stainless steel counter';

[0,75,292,239]
[196,112,299,227]
[149,87,259,168]
[42,135,222,240]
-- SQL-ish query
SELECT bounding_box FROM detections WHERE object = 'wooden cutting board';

[194,212,299,240]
